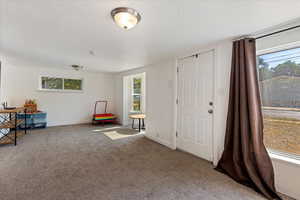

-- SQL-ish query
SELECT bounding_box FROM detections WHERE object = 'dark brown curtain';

[216,38,281,200]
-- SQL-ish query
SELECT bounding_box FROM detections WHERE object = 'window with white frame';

[40,76,83,91]
[257,46,300,158]
[131,76,142,112]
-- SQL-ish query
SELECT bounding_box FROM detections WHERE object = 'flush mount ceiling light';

[111,7,141,30]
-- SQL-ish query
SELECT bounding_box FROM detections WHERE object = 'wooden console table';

[0,107,28,145]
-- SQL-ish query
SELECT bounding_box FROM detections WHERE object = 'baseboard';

[145,134,175,150]
[47,122,91,127]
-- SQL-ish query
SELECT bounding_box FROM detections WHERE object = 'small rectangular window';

[132,77,142,112]
[133,95,141,111]
[41,77,63,90]
[64,78,82,90]
[40,76,83,91]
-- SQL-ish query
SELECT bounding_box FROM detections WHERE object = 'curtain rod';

[255,24,300,40]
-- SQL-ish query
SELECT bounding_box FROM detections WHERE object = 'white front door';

[177,50,214,161]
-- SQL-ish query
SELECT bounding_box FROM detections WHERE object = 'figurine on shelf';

[1,102,7,109]
[1,102,16,110]
[24,99,38,113]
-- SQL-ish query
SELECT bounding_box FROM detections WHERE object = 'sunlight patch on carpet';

[92,126,123,132]
[103,130,141,140]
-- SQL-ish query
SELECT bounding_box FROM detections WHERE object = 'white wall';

[145,61,177,148]
[0,54,115,127]
[256,28,300,199]
[211,42,232,165]
[114,60,177,149]
[271,155,300,199]
[256,26,300,51]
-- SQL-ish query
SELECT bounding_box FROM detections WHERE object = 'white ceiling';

[1,0,300,72]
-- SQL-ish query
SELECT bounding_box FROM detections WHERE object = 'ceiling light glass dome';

[111,7,141,30]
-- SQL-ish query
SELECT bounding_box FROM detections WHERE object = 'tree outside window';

[132,77,142,112]
[257,47,300,157]
[41,77,82,91]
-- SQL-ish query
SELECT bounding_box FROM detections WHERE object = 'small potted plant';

[24,99,37,113]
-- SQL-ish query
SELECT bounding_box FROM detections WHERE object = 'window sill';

[37,89,84,93]
[269,151,300,167]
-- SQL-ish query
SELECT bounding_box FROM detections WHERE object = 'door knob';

[208,109,213,114]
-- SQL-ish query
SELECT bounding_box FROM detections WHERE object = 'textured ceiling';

[1,0,300,72]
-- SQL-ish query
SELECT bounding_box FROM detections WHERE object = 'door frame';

[174,49,216,162]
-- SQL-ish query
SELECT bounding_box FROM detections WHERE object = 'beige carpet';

[0,125,293,200]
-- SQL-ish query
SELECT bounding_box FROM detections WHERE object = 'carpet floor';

[0,125,293,200]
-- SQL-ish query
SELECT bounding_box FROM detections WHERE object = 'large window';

[40,76,83,91]
[132,77,142,112]
[257,47,300,157]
